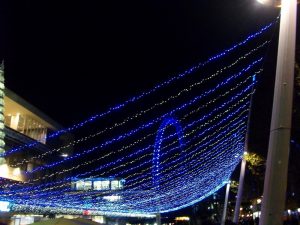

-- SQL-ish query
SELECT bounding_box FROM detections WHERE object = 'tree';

[244,152,264,176]
[237,152,265,202]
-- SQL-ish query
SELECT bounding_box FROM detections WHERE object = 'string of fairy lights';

[3,132,245,211]
[1,81,251,213]
[5,138,244,213]
[4,93,251,196]
[2,115,248,207]
[8,41,268,169]
[25,58,261,177]
[1,107,250,206]
[2,76,251,213]
[1,84,252,199]
[0,20,277,215]
[2,20,275,157]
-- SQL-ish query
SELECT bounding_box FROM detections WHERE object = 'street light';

[257,0,300,7]
[256,0,297,224]
[221,181,231,225]
[256,0,281,7]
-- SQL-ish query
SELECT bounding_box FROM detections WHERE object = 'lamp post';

[233,152,248,224]
[257,0,297,224]
[221,181,231,225]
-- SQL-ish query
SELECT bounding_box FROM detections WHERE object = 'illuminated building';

[0,65,74,224]
[0,64,73,187]
[0,87,74,183]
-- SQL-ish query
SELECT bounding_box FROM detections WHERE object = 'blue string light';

[2,71,255,194]
[4,96,248,202]
[152,117,185,188]
[28,58,261,174]
[1,19,274,213]
[2,21,274,157]
[8,41,268,170]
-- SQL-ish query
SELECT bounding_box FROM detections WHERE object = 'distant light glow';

[256,0,282,7]
[103,195,121,202]
[12,168,21,176]
[0,164,8,177]
[257,0,268,4]
[0,201,10,212]
[175,217,190,221]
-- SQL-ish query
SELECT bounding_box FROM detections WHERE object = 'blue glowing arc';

[153,117,185,188]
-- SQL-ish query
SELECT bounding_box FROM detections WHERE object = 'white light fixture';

[0,201,10,212]
[257,0,269,4]
[103,195,121,202]
[0,164,9,178]
[256,0,281,7]
[256,0,300,7]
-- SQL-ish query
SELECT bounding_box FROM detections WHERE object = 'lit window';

[93,180,110,190]
[76,180,85,190]
[101,180,110,190]
[93,181,102,190]
[84,181,92,190]
[111,180,120,190]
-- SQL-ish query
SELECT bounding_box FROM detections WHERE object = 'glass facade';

[4,113,48,144]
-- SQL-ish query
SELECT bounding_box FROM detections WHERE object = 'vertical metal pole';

[259,0,297,224]
[221,182,231,225]
[156,213,161,225]
[233,157,247,224]
[233,74,255,224]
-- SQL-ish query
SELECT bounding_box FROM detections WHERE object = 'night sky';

[0,1,299,153]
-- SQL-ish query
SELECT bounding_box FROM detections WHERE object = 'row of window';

[71,179,124,191]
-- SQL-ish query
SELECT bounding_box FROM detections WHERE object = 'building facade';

[1,88,73,183]
[0,65,73,225]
